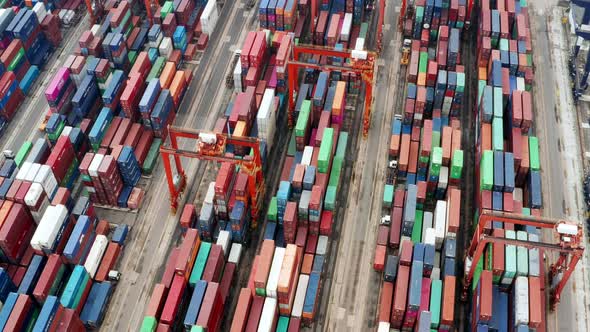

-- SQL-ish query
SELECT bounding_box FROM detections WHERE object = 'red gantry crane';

[287,45,377,137]
[160,126,265,226]
[84,0,105,24]
[463,210,584,310]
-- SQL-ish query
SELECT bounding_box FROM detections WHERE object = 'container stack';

[0,4,64,130]
[140,229,243,331]
[375,2,468,331]
[471,1,545,331]
[0,193,128,330]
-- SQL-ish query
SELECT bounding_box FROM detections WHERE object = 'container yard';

[0,0,587,330]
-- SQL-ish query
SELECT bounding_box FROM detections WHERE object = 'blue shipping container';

[80,282,112,328]
[183,280,207,329]
[32,295,60,332]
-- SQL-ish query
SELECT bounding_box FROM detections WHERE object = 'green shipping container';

[140,317,157,332]
[493,87,503,119]
[189,242,212,286]
[190,326,205,332]
[516,231,529,276]
[411,210,423,243]
[359,23,369,39]
[295,101,311,137]
[473,250,485,290]
[268,197,278,221]
[318,128,334,173]
[277,316,290,332]
[419,52,428,73]
[450,150,463,179]
[499,38,509,51]
[161,2,174,18]
[429,147,442,176]
[429,279,442,328]
[15,141,32,167]
[477,80,486,107]
[456,72,465,93]
[529,136,540,171]
[287,131,297,156]
[142,139,162,175]
[383,184,394,207]
[128,51,138,65]
[502,230,517,286]
[492,117,503,151]
[335,131,348,158]
[147,57,166,81]
[480,150,494,191]
[522,207,531,216]
[8,48,24,72]
[432,131,441,148]
[415,6,424,25]
[329,157,343,188]
[324,186,336,211]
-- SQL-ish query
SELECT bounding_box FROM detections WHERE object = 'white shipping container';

[438,166,448,189]
[431,267,441,280]
[30,204,68,252]
[424,228,436,247]
[90,24,101,37]
[257,297,278,332]
[516,77,525,91]
[233,58,243,93]
[265,247,285,298]
[33,3,47,26]
[159,37,173,58]
[316,236,328,256]
[513,188,523,202]
[84,235,109,279]
[291,274,309,318]
[25,183,50,224]
[216,230,231,258]
[88,154,104,178]
[514,276,529,326]
[34,165,58,200]
[16,162,32,181]
[228,243,243,267]
[528,233,540,277]
[301,146,313,166]
[257,89,277,150]
[204,182,215,205]
[377,322,390,332]
[355,37,365,51]
[340,13,352,42]
[200,0,219,35]
[422,212,433,243]
[434,201,447,249]
[25,163,41,183]
[61,126,72,138]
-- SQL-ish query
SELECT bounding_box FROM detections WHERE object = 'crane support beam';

[463,209,584,309]
[160,126,265,226]
[287,45,376,137]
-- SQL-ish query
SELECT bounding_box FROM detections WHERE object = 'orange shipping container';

[378,282,393,323]
[254,240,275,291]
[95,242,121,282]
[331,82,346,116]
[301,254,313,275]
[248,256,259,296]
[175,229,201,278]
[389,134,401,158]
[408,141,419,174]
[230,288,253,332]
[441,275,456,328]
[451,128,461,159]
[277,244,302,315]
[529,276,542,328]
[446,188,460,233]
[481,123,492,152]
[170,70,187,107]
[0,200,13,229]
[160,62,176,89]
[441,126,452,165]
[399,134,411,172]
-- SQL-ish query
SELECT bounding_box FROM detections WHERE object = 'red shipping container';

[0,203,35,263]
[45,136,75,183]
[160,274,187,325]
[110,118,132,149]
[12,266,27,287]
[95,242,121,282]
[180,204,196,229]
[247,256,259,296]
[14,181,30,205]
[373,245,386,271]
[156,323,172,332]
[529,276,542,328]
[161,248,180,288]
[175,228,201,277]
[196,282,223,332]
[134,130,154,166]
[389,207,402,248]
[5,294,33,331]
[100,117,122,149]
[441,276,456,329]
[379,281,394,323]
[32,254,62,303]
[254,240,275,290]
[245,295,264,332]
[287,317,301,332]
[301,254,313,275]
[295,225,307,248]
[305,233,318,254]
[145,283,168,319]
[476,270,493,323]
[240,32,256,67]
[220,262,236,303]
[202,244,225,283]
[230,288,253,332]
[51,307,86,331]
[391,265,409,328]
[319,211,333,236]
[446,187,460,233]
[6,179,22,202]
[377,225,389,246]
[130,52,152,81]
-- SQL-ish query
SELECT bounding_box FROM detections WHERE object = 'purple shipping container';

[45,67,70,102]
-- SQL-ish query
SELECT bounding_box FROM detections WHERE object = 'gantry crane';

[84,0,105,24]
[145,0,159,24]
[160,126,265,227]
[287,45,377,137]
[463,210,584,310]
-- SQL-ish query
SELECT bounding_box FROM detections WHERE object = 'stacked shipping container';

[377,0,469,331]
[471,1,545,331]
